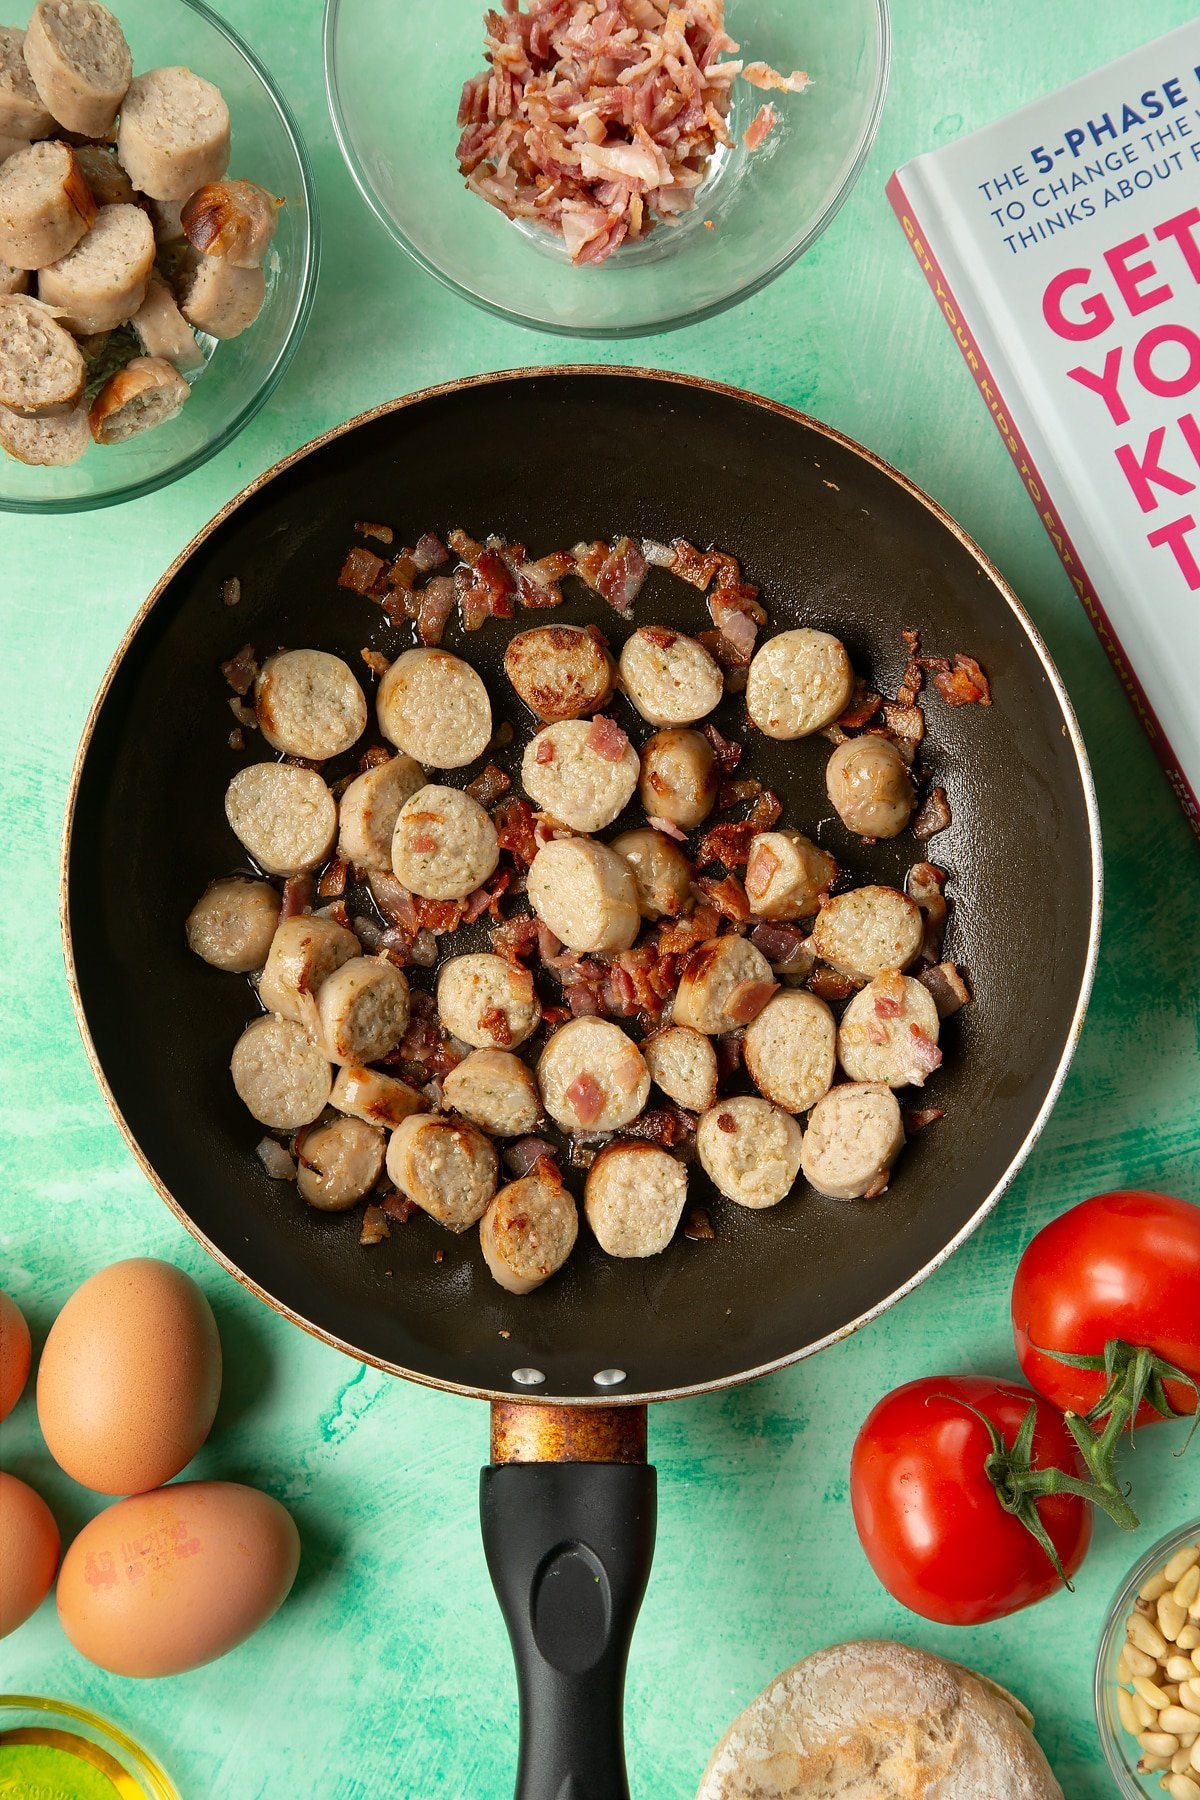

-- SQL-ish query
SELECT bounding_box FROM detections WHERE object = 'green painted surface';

[2,2,1199,1796]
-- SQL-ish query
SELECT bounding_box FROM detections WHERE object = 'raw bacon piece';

[744,103,777,150]
[725,977,779,1024]
[565,1070,605,1127]
[586,716,631,762]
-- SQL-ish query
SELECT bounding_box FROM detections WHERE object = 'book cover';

[888,20,1200,840]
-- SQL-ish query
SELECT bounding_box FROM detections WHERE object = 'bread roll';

[0,27,54,139]
[117,66,230,202]
[38,200,153,332]
[23,0,132,138]
[89,354,188,443]
[0,139,95,268]
[695,1640,1062,1800]
[0,396,87,462]
[0,292,84,413]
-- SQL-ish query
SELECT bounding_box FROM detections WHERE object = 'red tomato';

[1012,1191,1200,1425]
[850,1375,1092,1626]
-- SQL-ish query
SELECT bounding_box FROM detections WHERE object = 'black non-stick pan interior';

[64,370,1099,1404]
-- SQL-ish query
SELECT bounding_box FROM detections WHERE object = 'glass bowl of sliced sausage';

[0,0,318,512]
[324,0,890,337]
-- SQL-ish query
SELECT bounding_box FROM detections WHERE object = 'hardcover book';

[888,20,1200,839]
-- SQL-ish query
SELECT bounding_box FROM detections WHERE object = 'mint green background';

[2,3,1199,1796]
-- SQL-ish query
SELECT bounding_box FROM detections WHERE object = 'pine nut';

[1144,1571,1174,1602]
[1137,1694,1161,1729]
[1191,1740,1200,1774]
[1122,1688,1148,1734]
[1166,1547,1200,1585]
[1161,1709,1200,1736]
[1132,1614,1171,1657]
[1169,1658,1198,1683]
[1118,1647,1136,1683]
[1176,1747,1197,1774]
[1138,1677,1175,1711]
[1182,1680,1200,1713]
[1178,1627,1200,1650]
[1167,1775,1200,1800]
[1141,1752,1170,1772]
[1163,1597,1190,1642]
[1128,1645,1167,1676]
[1143,1731,1182,1756]
[1177,1568,1200,1610]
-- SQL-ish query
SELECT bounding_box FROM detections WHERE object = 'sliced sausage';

[0,255,28,296]
[744,829,837,921]
[46,199,154,334]
[504,623,616,722]
[800,1083,905,1200]
[746,629,854,739]
[825,736,915,839]
[377,647,492,770]
[130,269,202,370]
[521,718,639,833]
[23,0,131,137]
[73,144,135,208]
[254,649,367,762]
[618,626,723,726]
[443,1048,542,1137]
[224,763,337,877]
[181,178,279,267]
[230,1015,331,1130]
[258,914,360,1022]
[0,134,32,169]
[585,1142,687,1257]
[88,354,188,442]
[337,753,425,872]
[0,28,54,138]
[837,972,942,1088]
[527,837,639,954]
[480,1167,577,1293]
[537,1018,650,1133]
[330,1063,426,1131]
[637,727,718,828]
[117,67,230,202]
[147,194,184,244]
[391,784,499,900]
[810,886,923,982]
[0,140,95,268]
[0,293,84,412]
[0,395,86,461]
[436,953,540,1050]
[385,1112,498,1232]
[315,956,410,1065]
[697,1096,803,1210]
[295,1116,384,1212]
[185,875,280,973]
[641,1023,718,1113]
[610,826,692,920]
[179,254,264,339]
[673,935,777,1036]
[743,990,836,1115]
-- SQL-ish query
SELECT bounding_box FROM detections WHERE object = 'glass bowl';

[0,1695,179,1798]
[0,0,319,514]
[324,0,889,337]
[1095,1518,1200,1797]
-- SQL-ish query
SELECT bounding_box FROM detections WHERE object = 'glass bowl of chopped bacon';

[323,0,890,336]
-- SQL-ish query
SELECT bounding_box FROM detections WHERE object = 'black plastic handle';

[480,1459,657,1800]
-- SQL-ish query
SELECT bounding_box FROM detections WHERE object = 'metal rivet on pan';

[593,1369,627,1388]
[512,1367,546,1387]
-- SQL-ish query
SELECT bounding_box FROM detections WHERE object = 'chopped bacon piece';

[837,681,884,730]
[696,874,750,923]
[743,62,810,94]
[683,1206,715,1241]
[494,799,540,869]
[359,1206,390,1246]
[922,651,992,706]
[808,968,856,1003]
[361,647,390,678]
[745,842,780,902]
[414,896,468,934]
[904,1105,946,1135]
[356,520,393,546]
[746,789,783,831]
[700,722,743,775]
[479,1005,514,1046]
[412,533,450,572]
[622,1107,695,1150]
[534,736,556,765]
[744,103,777,150]
[317,859,349,900]
[898,628,925,708]
[360,744,392,771]
[913,786,952,840]
[907,861,949,964]
[381,1191,418,1224]
[658,904,719,955]
[715,1031,744,1085]
[645,814,688,843]
[492,911,542,962]
[718,778,762,811]
[221,642,258,697]
[505,1136,558,1178]
[414,575,455,646]
[671,540,724,589]
[448,527,484,565]
[280,874,313,920]
[570,541,609,590]
[565,1070,605,1127]
[905,1026,944,1083]
[516,557,568,609]
[597,537,648,613]
[338,546,388,595]
[695,820,755,870]
[725,977,779,1024]
[917,961,972,1019]
[586,716,630,762]
[466,763,513,807]
[749,922,812,970]
[708,602,759,665]
[368,872,420,933]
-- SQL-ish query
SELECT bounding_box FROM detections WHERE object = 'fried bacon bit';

[360,744,393,771]
[715,1029,745,1084]
[494,799,540,869]
[414,896,469,935]
[221,642,258,696]
[386,553,419,599]
[646,814,688,842]
[862,1170,891,1201]
[745,842,779,902]
[725,977,779,1024]
[534,736,556,766]
[491,911,541,963]
[338,546,388,595]
[917,961,972,1019]
[570,540,608,591]
[913,786,952,840]
[906,1026,944,1084]
[898,628,925,708]
[907,862,949,964]
[696,874,751,923]
[448,527,484,565]
[695,820,755,870]
[904,1105,946,1136]
[319,899,353,932]
[743,62,810,93]
[317,859,349,900]
[356,520,393,546]
[749,922,812,971]
[684,1206,715,1241]
[566,1071,605,1128]
[360,1205,391,1245]
[381,1191,418,1224]
[597,537,648,614]
[466,763,512,808]
[658,904,719,955]
[505,1136,557,1178]
[718,778,762,811]
[708,596,760,665]
[671,540,724,590]
[701,722,743,776]
[515,556,569,610]
[922,651,992,707]
[361,647,390,678]
[386,991,462,1083]
[256,1137,296,1180]
[478,1005,513,1047]
[222,576,241,607]
[746,789,784,832]
[836,680,884,730]
[587,716,630,762]
[716,1110,737,1133]
[368,872,420,933]
[280,874,313,920]
[227,727,244,750]
[808,967,856,1003]
[413,575,454,646]
[412,533,450,572]
[621,1106,695,1150]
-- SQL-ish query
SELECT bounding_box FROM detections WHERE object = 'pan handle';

[480,1403,656,1800]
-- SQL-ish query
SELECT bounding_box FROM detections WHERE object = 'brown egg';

[57,1480,300,1675]
[0,1471,60,1638]
[0,1289,31,1420]
[37,1259,222,1495]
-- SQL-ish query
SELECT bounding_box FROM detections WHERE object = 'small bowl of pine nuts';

[1096,1520,1200,1798]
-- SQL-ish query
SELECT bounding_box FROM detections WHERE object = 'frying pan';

[62,368,1101,1800]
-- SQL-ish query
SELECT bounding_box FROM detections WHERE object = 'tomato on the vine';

[1012,1190,1200,1429]
[850,1375,1093,1626]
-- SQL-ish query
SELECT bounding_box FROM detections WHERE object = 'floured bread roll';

[695,1640,1062,1800]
